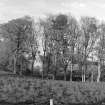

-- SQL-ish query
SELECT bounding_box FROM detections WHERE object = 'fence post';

[50,99,53,105]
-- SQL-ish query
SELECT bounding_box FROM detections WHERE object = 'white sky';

[0,0,105,23]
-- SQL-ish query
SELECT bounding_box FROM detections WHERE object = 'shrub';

[0,76,104,104]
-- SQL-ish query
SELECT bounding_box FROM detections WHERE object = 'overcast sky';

[0,0,105,23]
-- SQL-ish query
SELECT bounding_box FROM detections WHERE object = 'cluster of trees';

[0,14,105,82]
[40,14,105,82]
[0,16,39,75]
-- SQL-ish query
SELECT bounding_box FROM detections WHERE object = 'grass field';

[0,75,104,105]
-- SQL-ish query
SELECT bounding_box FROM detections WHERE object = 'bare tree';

[23,17,39,74]
[96,23,105,82]
[80,17,97,82]
[67,15,80,81]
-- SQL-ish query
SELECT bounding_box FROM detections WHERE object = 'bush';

[0,76,105,104]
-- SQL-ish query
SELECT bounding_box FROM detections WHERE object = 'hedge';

[0,76,105,105]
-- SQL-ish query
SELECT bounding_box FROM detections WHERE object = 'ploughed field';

[0,75,105,105]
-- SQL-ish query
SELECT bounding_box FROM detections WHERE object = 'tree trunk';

[70,63,73,81]
[83,70,85,82]
[83,64,87,82]
[91,71,93,82]
[64,70,66,81]
[82,66,85,82]
[64,64,68,81]
[82,45,87,82]
[31,59,35,74]
[41,71,44,79]
[47,54,51,74]
[97,60,101,82]
[54,54,57,80]
[82,66,84,82]
[70,46,74,81]
[54,67,57,80]
[13,55,16,74]
[19,55,23,76]
[31,51,36,75]
[78,63,82,81]
[42,50,46,80]
[91,56,94,82]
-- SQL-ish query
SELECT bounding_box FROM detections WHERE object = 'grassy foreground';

[0,76,105,105]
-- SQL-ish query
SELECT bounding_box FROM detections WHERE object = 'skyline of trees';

[0,13,105,82]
